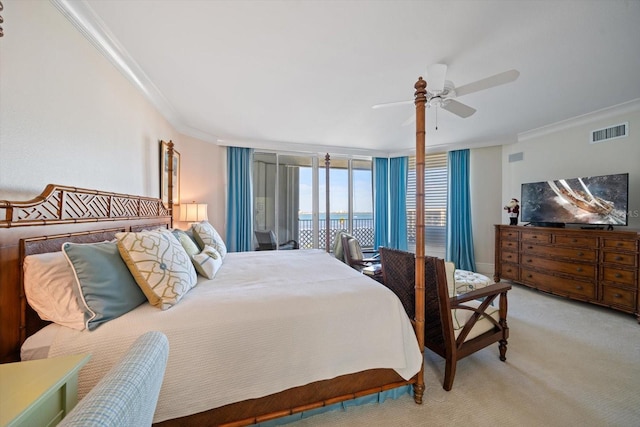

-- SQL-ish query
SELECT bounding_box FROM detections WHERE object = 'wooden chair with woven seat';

[379,246,512,391]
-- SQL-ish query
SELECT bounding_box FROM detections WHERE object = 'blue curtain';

[389,157,408,250]
[226,147,254,252]
[373,158,389,249]
[446,149,476,271]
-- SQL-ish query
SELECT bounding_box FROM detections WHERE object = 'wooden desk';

[0,354,90,426]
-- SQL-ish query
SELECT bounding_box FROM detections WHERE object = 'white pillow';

[23,252,86,330]
[192,245,224,279]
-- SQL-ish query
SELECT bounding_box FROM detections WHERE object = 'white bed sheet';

[44,249,422,423]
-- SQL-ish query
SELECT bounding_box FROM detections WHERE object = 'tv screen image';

[521,173,629,226]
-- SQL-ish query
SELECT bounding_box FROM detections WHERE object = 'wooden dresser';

[494,225,640,320]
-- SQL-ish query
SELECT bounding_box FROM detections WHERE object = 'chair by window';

[379,247,511,391]
[341,234,379,272]
[254,230,299,251]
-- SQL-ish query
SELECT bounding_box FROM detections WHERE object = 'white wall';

[470,145,502,276]
[502,107,640,230]
[0,1,226,235]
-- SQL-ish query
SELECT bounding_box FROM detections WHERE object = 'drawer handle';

[572,238,578,243]
[616,242,623,247]
[526,259,532,263]
[613,293,622,298]
[615,273,622,278]
[575,285,583,290]
[615,256,623,261]
[576,267,583,272]
[577,252,584,256]
[527,246,533,250]
[527,274,533,278]
[532,236,538,239]
[506,255,512,259]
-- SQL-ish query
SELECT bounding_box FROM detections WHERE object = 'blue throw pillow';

[62,241,147,330]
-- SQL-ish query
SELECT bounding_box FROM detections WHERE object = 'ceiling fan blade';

[401,115,416,127]
[372,99,413,109]
[442,99,476,118]
[454,69,520,97]
[427,63,447,93]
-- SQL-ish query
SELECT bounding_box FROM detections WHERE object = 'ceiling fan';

[372,64,520,124]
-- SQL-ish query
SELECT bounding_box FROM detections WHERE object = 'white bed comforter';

[47,250,422,423]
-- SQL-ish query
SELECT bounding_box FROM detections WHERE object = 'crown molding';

[518,98,640,142]
[49,0,220,144]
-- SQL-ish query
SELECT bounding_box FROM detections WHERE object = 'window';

[253,153,373,251]
[407,153,448,257]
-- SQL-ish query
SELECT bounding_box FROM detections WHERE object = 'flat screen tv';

[520,173,629,226]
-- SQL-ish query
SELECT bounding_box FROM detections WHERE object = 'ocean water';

[298,213,373,230]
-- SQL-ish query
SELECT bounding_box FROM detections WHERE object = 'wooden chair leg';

[443,357,457,391]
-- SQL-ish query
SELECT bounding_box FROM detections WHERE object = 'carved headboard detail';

[0,185,172,362]
[0,184,170,227]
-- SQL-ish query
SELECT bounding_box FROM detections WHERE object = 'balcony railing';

[298,218,374,250]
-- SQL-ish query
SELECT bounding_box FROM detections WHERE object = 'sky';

[299,167,372,213]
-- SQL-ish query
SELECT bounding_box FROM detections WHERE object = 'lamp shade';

[178,203,208,222]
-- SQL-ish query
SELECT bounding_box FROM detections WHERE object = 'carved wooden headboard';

[0,184,172,362]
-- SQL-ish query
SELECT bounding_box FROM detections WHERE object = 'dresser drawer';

[521,256,595,279]
[522,243,596,262]
[501,250,518,264]
[501,264,519,280]
[602,251,638,267]
[500,229,519,240]
[601,285,636,311]
[501,239,519,251]
[601,267,637,286]
[521,268,595,299]
[554,235,598,248]
[602,239,638,251]
[521,231,551,243]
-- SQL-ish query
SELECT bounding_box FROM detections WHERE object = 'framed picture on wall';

[160,140,180,206]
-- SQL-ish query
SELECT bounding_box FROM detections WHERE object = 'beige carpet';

[292,284,640,426]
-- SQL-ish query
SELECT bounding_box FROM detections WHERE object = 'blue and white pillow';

[191,245,224,279]
[62,241,147,330]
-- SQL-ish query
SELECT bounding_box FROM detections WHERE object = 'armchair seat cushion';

[452,300,500,341]
[444,262,492,296]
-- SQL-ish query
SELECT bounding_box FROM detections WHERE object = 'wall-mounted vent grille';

[590,122,628,144]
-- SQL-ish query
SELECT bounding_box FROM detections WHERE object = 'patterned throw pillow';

[116,230,197,310]
[191,221,227,258]
[171,229,201,256]
[191,245,224,279]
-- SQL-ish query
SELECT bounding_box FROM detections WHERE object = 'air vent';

[508,152,524,163]
[590,122,628,144]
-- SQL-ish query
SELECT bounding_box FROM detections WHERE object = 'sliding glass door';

[253,152,372,252]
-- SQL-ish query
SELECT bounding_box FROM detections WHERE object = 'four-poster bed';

[0,79,430,426]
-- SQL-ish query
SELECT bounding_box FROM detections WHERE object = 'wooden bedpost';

[325,153,331,252]
[413,76,427,403]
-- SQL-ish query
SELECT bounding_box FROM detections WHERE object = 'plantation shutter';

[407,153,448,256]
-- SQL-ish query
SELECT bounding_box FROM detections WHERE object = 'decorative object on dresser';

[495,225,640,321]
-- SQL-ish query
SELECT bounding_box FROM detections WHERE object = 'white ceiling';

[60,0,640,155]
